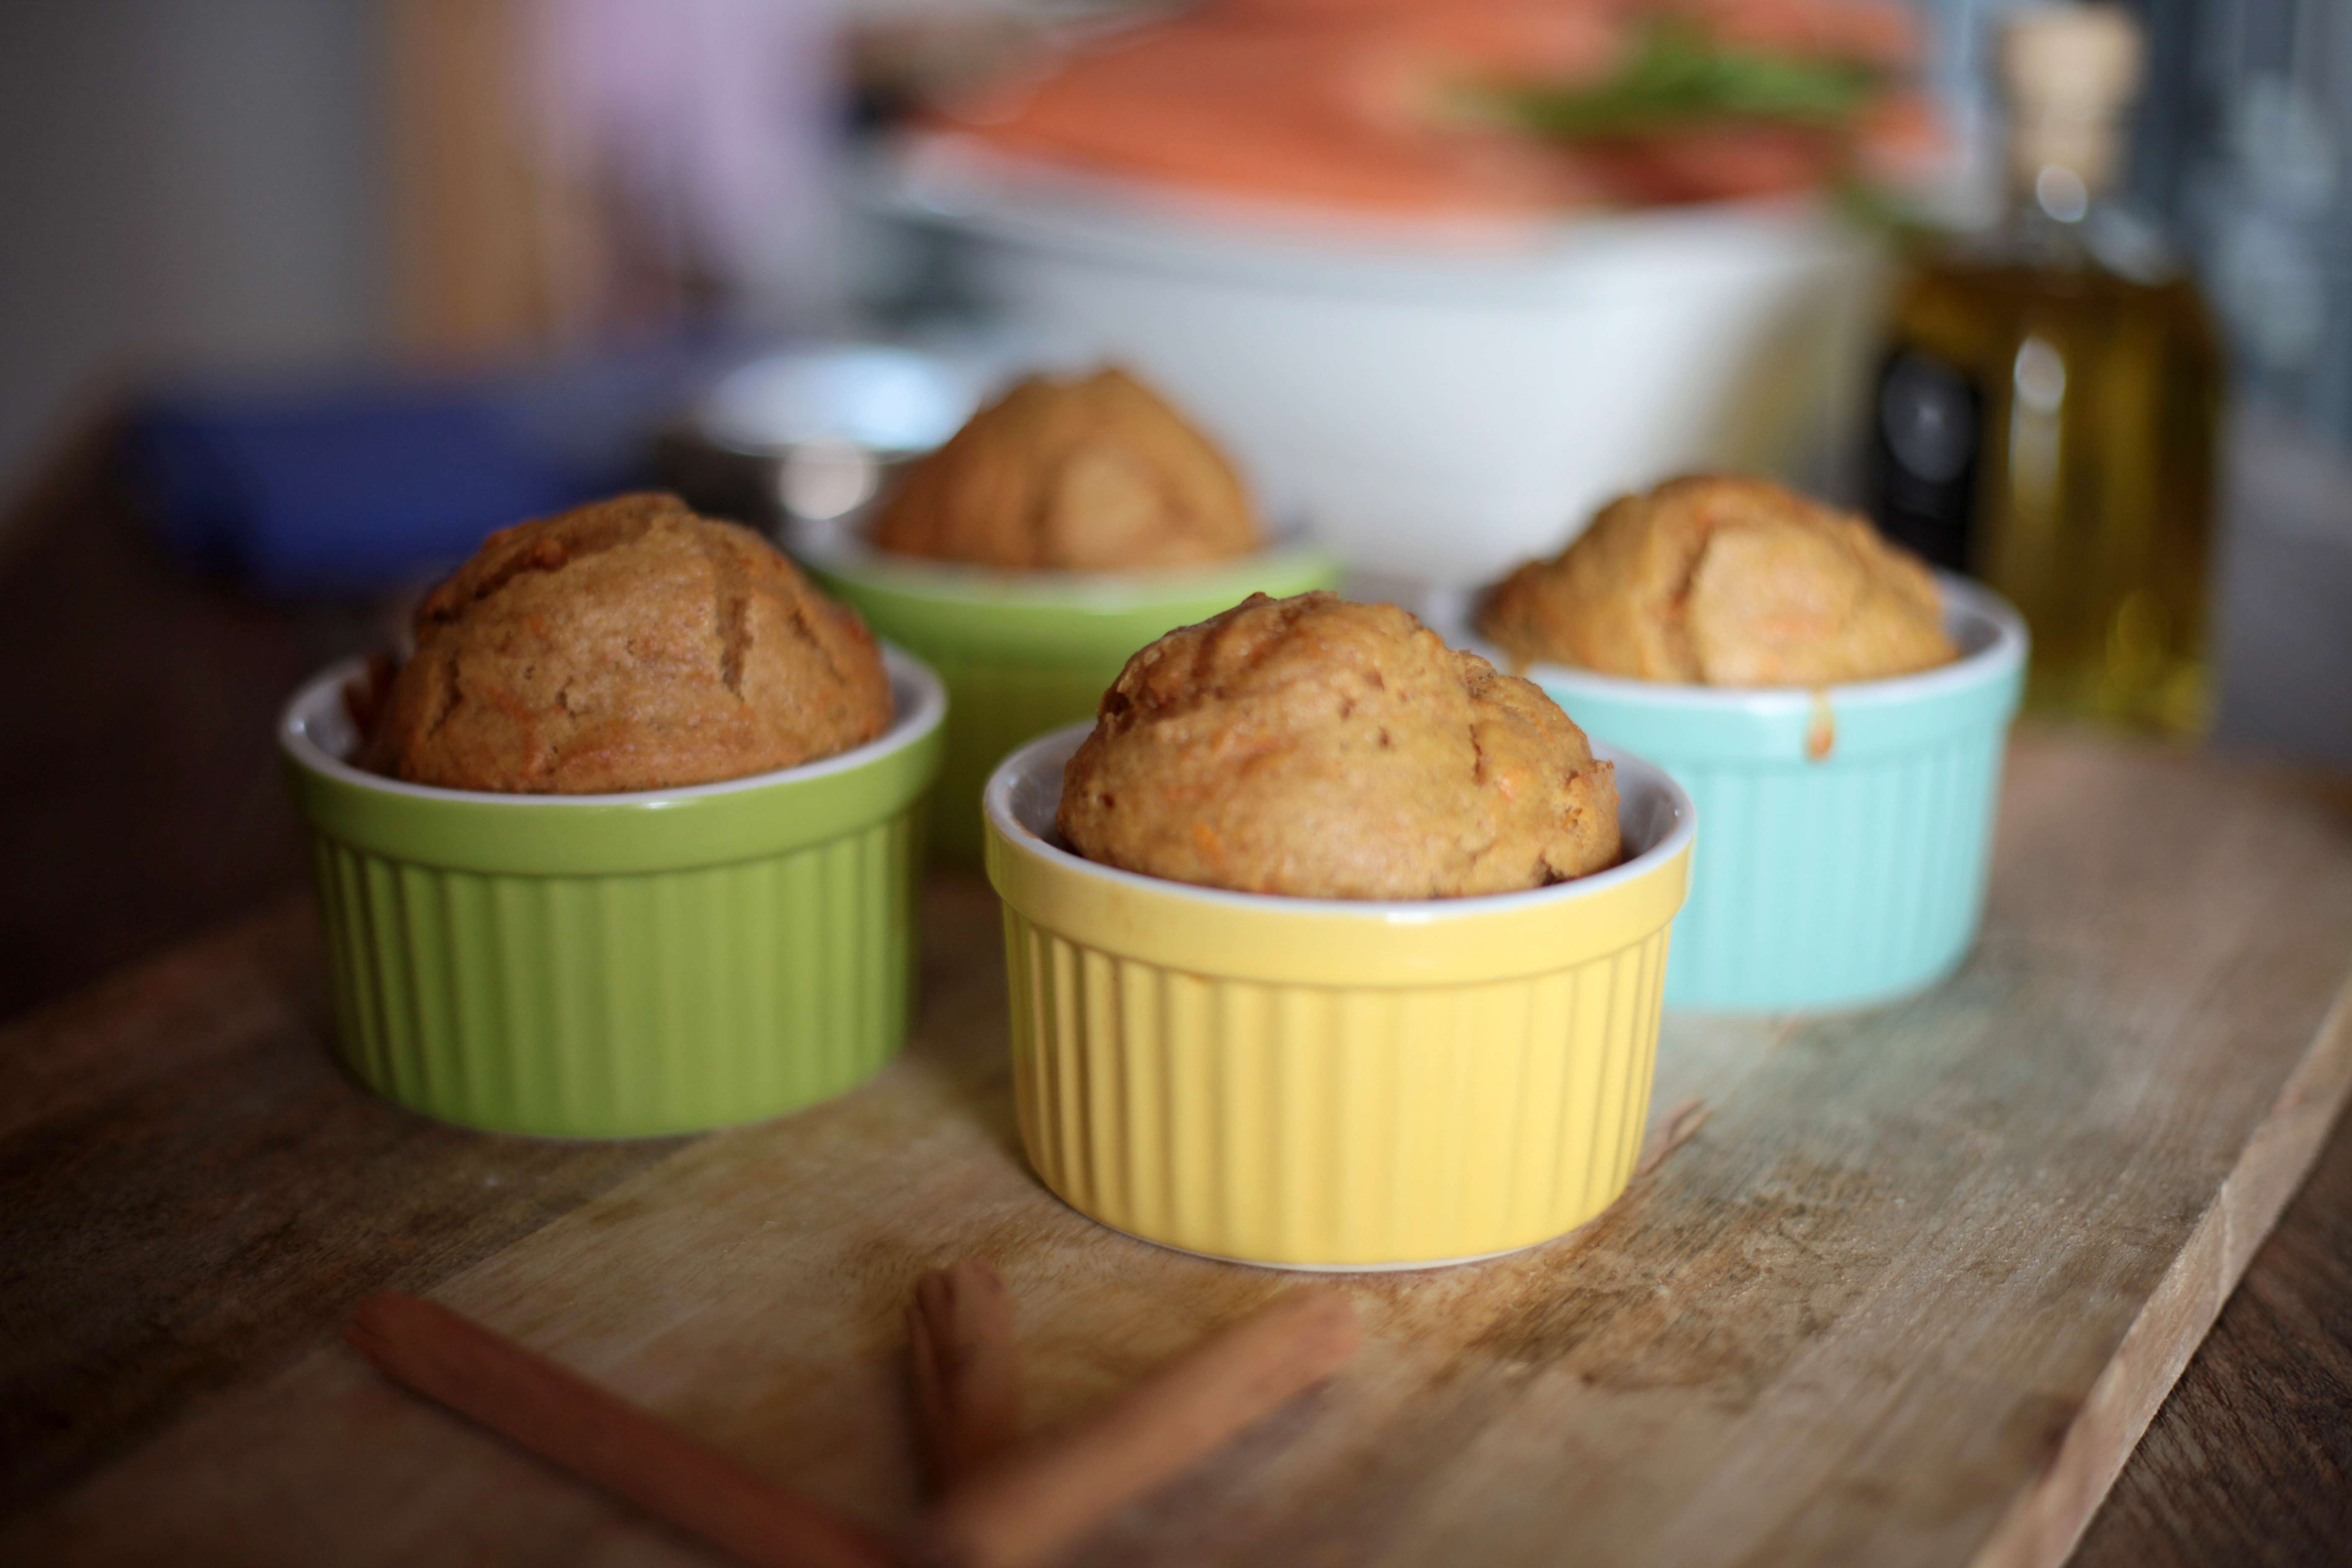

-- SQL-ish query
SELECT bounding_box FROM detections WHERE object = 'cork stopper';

[2000,5,2144,198]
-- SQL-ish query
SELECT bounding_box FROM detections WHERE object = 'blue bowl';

[1439,576,2026,1011]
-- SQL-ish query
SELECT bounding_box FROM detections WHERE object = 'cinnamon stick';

[347,1291,897,1568]
[907,1261,1024,1490]
[913,1289,1362,1568]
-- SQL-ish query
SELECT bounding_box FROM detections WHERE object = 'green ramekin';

[279,648,946,1137]
[1435,577,2027,1012]
[797,535,1340,862]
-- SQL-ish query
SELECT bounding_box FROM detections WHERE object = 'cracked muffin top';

[365,493,892,793]
[1056,591,1619,900]
[869,367,1260,571]
[1480,476,1957,687]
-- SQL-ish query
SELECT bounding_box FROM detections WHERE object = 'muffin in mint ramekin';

[1443,476,2025,1012]
[983,593,1694,1269]
[796,366,1338,863]
[281,498,944,1137]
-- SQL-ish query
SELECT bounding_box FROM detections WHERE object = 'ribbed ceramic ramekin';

[799,531,1338,863]
[279,648,945,1137]
[983,726,1694,1270]
[1436,576,2025,1011]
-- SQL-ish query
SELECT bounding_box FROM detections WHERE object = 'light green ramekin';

[1437,577,2027,1012]
[278,648,945,1137]
[798,536,1341,861]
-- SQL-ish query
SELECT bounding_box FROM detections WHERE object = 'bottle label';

[1867,348,1982,572]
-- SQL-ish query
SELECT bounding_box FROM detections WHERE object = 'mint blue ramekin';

[1441,576,2026,1011]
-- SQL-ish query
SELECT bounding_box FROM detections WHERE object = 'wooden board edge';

[1968,973,2352,1568]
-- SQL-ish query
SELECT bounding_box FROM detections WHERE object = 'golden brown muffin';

[367,494,892,793]
[1480,476,1957,686]
[1057,592,1619,900]
[870,367,1259,570]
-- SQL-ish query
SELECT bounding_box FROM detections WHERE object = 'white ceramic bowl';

[875,139,1888,587]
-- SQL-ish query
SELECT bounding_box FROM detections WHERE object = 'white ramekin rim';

[279,642,946,807]
[1426,573,2028,713]
[984,722,1695,922]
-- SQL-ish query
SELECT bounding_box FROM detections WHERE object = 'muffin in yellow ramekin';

[983,724,1694,1270]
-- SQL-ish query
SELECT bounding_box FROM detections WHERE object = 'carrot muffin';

[367,493,892,793]
[1480,476,1957,686]
[1057,591,1618,899]
[869,367,1259,571]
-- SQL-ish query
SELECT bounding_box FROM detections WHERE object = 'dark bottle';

[1867,4,2222,735]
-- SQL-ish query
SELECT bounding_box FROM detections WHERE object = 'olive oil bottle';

[1867,5,2222,735]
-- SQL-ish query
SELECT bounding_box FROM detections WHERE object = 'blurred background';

[7,0,2348,454]
[0,0,2348,1009]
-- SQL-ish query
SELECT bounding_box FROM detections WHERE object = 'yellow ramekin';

[983,725,1696,1269]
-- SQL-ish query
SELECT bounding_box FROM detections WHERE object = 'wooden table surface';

[1,445,2349,1563]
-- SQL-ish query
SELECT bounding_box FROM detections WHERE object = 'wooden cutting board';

[5,733,2350,1568]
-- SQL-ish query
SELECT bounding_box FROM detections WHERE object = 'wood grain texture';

[3,734,2347,1567]
[0,900,686,1512]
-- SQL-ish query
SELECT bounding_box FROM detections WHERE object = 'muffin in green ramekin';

[793,364,1341,862]
[797,529,1338,862]
[279,647,944,1138]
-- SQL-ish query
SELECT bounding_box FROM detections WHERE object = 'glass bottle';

[1867,5,2223,736]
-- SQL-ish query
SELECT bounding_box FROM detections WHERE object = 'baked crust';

[366,493,892,793]
[870,367,1259,571]
[1057,591,1620,900]
[1480,476,1956,686]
